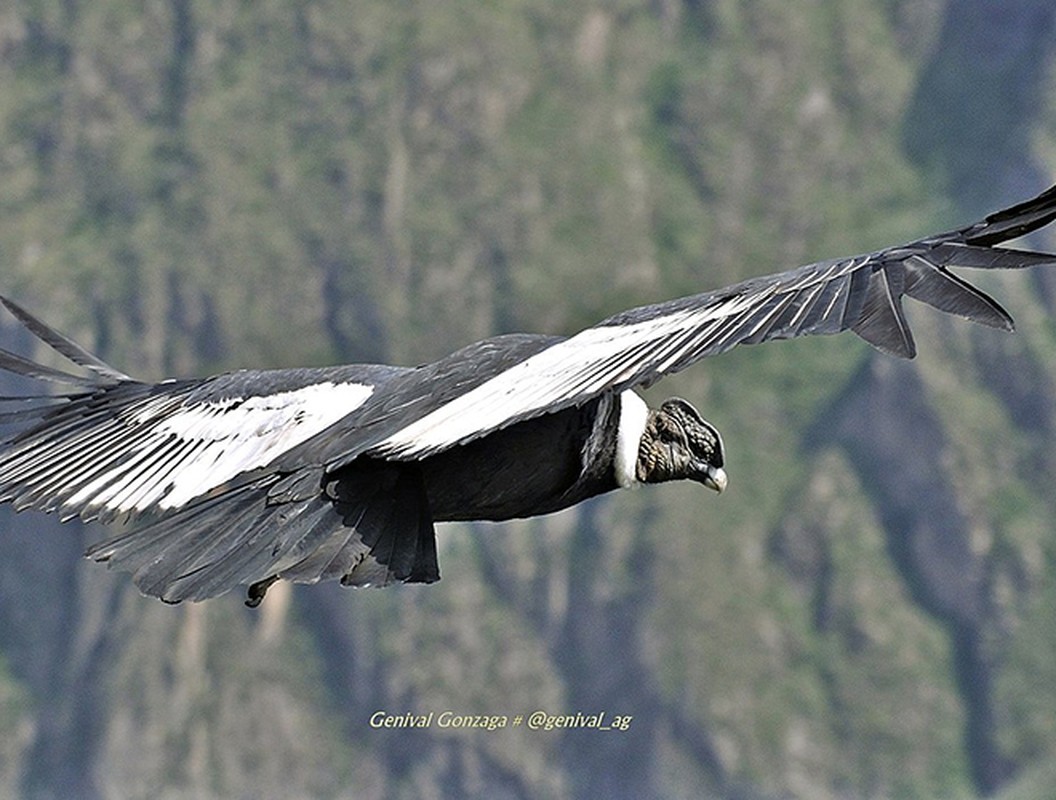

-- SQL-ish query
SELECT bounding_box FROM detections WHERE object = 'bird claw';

[245,575,279,608]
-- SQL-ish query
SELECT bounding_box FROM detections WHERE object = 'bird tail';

[87,462,440,605]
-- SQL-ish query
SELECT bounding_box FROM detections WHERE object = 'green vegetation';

[0,1,1055,797]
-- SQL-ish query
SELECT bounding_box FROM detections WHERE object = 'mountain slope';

[0,1,1054,798]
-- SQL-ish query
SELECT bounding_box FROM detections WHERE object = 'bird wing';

[0,305,571,519]
[0,339,399,522]
[5,188,1056,500]
[0,320,558,602]
[365,185,1056,461]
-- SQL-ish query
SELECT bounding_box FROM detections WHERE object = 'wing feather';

[368,186,1056,460]
[0,348,101,386]
[0,373,377,520]
[0,296,132,383]
[903,254,1014,330]
[850,266,915,358]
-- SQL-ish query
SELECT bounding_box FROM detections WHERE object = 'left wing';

[0,304,391,523]
[365,185,1056,461]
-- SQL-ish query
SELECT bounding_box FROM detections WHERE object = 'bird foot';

[245,575,279,608]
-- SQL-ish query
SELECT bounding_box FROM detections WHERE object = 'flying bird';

[2,186,1056,605]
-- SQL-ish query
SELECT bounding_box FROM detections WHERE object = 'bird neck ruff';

[614,390,649,488]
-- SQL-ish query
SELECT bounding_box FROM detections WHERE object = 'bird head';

[637,398,727,492]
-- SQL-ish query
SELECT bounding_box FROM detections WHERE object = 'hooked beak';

[697,464,728,494]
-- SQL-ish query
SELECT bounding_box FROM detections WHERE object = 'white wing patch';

[63,381,374,514]
[373,292,762,460]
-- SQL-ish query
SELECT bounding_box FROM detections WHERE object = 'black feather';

[0,295,132,383]
[851,266,915,358]
[903,256,1014,331]
[5,184,1056,604]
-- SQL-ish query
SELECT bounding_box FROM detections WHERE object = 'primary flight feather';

[2,185,1056,604]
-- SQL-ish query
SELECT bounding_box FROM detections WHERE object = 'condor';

[2,185,1056,605]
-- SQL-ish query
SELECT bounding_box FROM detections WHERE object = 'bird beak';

[697,464,728,494]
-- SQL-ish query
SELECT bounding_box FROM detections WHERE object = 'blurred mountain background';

[1,1,1055,798]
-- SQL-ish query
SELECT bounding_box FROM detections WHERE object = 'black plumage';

[2,184,1056,604]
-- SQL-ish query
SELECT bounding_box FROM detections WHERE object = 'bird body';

[2,184,1055,604]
